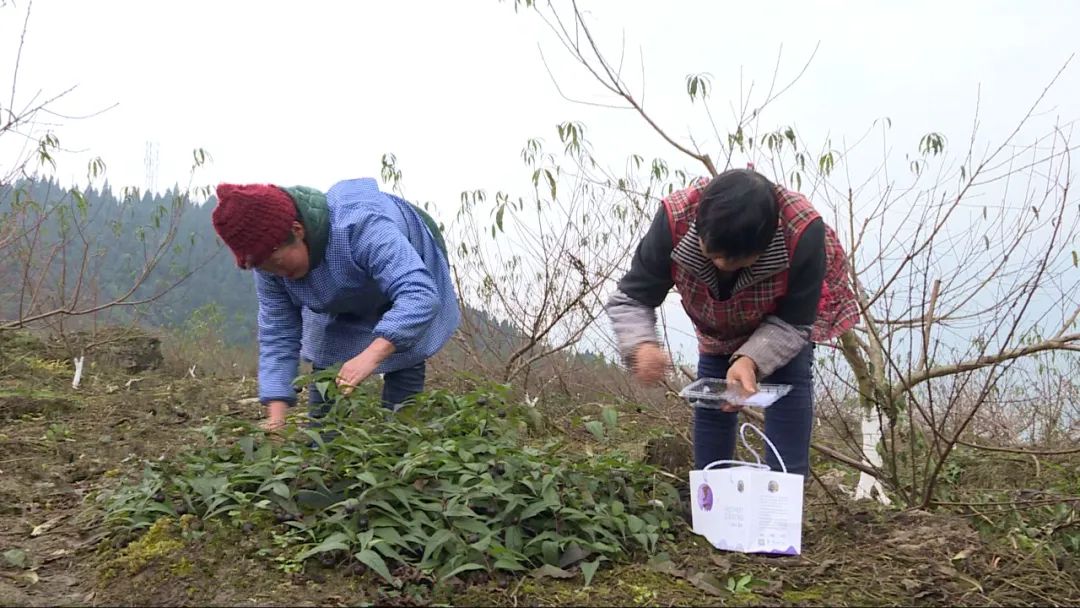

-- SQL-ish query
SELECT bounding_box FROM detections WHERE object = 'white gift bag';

[689,423,804,556]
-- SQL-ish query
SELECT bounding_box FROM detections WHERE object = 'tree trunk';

[839,330,893,504]
[853,406,892,504]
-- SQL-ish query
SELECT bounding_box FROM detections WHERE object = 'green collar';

[281,185,330,269]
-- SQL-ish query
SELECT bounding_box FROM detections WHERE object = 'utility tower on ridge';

[144,140,159,195]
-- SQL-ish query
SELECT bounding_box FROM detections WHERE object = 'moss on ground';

[451,562,713,607]
[781,587,826,604]
[100,517,185,580]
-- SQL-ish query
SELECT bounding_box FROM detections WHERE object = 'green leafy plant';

[726,573,753,594]
[99,377,678,586]
[584,406,619,442]
[44,422,74,444]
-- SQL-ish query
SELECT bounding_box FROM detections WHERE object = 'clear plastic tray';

[679,378,792,409]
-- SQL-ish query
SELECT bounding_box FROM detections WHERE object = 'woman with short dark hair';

[605,169,860,475]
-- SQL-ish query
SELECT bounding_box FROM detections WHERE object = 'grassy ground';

[0,330,1076,607]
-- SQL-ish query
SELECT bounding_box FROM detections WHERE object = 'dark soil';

[0,330,1076,607]
[0,331,260,606]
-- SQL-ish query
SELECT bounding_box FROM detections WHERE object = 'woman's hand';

[722,356,758,413]
[337,355,379,395]
[632,342,670,386]
[261,400,288,432]
[336,337,397,396]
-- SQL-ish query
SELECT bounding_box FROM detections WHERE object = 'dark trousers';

[308,361,427,417]
[693,345,815,476]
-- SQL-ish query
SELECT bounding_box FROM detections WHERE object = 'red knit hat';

[211,183,297,268]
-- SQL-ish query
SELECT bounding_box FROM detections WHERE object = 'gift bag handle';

[702,459,770,471]
[700,459,769,485]
[738,422,788,474]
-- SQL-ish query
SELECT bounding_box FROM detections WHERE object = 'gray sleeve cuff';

[605,289,660,366]
[732,315,811,377]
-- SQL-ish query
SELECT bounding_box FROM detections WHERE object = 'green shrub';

[98,377,679,585]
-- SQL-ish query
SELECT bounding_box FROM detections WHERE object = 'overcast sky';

[3,0,1078,362]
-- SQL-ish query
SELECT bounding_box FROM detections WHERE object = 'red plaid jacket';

[665,177,860,354]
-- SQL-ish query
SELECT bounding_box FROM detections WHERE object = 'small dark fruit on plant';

[497,410,506,418]
[319,553,337,567]
[476,396,489,406]
[357,516,369,530]
[351,562,367,576]
[275,512,291,524]
[175,504,189,516]
[493,464,506,476]
[153,491,166,503]
[345,503,358,515]
[241,522,255,534]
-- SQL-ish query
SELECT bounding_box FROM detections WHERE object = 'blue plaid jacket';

[254,178,460,404]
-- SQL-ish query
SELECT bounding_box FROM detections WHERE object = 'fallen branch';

[745,407,885,478]
[932,495,1079,508]
[809,467,845,508]
[955,439,1080,456]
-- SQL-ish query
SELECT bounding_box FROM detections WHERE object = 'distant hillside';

[0,177,602,365]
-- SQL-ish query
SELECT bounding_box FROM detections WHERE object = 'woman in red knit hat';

[211,178,459,431]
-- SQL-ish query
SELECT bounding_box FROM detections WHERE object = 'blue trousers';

[308,361,427,417]
[693,345,814,476]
